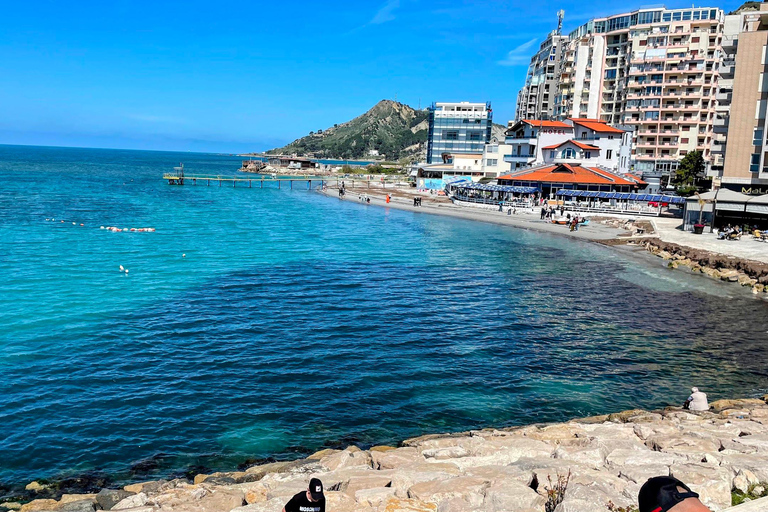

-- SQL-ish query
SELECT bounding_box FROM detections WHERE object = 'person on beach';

[639,476,711,512]
[386,194,390,204]
[684,387,709,411]
[283,478,325,512]
[541,207,546,220]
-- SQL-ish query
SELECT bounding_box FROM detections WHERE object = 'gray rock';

[58,501,95,512]
[201,476,237,486]
[96,490,135,511]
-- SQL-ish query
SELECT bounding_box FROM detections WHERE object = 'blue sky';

[0,0,744,153]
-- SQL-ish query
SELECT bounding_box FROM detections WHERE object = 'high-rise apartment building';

[426,102,493,164]
[516,30,568,121]
[522,6,724,184]
[713,4,768,194]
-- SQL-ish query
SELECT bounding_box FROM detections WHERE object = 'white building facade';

[504,118,629,172]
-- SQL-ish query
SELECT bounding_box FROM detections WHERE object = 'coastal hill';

[265,100,508,162]
[266,100,429,161]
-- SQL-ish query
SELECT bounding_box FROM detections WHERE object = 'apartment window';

[488,144,498,154]
[550,151,556,159]
[751,153,760,172]
[607,150,613,159]
[445,131,459,140]
[754,128,764,146]
[486,159,498,166]
[585,152,592,159]
[681,138,689,143]
[561,148,576,159]
[468,131,483,141]
[608,135,615,140]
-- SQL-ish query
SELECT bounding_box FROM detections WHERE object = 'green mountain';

[266,100,429,161]
[265,99,509,161]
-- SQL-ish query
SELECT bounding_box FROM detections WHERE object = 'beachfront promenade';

[652,218,768,265]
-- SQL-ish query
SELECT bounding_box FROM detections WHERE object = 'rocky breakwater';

[9,398,768,512]
[642,239,768,295]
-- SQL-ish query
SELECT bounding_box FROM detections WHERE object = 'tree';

[672,150,705,196]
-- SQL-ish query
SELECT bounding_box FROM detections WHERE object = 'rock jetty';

[641,239,768,295]
[10,398,768,512]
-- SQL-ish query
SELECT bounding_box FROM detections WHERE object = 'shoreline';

[8,397,768,512]
[318,186,636,242]
[319,185,768,298]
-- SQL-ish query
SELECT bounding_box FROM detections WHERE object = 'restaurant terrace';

[497,163,645,196]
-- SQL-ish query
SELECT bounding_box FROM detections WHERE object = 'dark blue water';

[1,145,767,488]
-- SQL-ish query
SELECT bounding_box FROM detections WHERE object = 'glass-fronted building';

[426,102,493,164]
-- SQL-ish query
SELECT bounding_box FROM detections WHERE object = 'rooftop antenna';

[557,9,565,35]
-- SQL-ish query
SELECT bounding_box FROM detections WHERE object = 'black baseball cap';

[639,476,700,512]
[309,478,324,501]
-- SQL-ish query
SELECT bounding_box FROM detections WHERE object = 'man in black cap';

[282,477,325,512]
[639,476,711,512]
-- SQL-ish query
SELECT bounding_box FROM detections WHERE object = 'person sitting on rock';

[283,477,324,512]
[683,387,709,411]
[639,476,711,512]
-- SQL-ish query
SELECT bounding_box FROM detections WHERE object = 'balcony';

[504,154,536,163]
[716,91,732,103]
[710,144,725,154]
[505,137,537,145]
[720,63,734,76]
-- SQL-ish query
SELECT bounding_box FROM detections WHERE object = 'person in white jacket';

[684,387,709,411]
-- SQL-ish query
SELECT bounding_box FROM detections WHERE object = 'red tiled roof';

[542,140,600,151]
[521,120,572,128]
[568,118,625,134]
[624,173,648,185]
[498,164,637,186]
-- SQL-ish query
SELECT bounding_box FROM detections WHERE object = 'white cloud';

[497,38,538,66]
[370,0,399,25]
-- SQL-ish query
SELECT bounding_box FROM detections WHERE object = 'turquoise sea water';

[1,144,767,489]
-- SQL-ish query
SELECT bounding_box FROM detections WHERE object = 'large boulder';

[483,480,545,512]
[58,501,95,512]
[150,486,245,512]
[112,494,148,511]
[670,464,732,511]
[605,448,683,467]
[96,490,135,511]
[382,497,438,512]
[553,439,607,468]
[646,433,721,455]
[710,399,766,412]
[318,446,372,471]
[407,477,487,508]
[618,465,670,485]
[123,482,166,495]
[19,500,58,512]
[344,474,394,495]
[355,487,396,508]
[718,453,768,481]
[390,467,461,498]
[372,448,423,470]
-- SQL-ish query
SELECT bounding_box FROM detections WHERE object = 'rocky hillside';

[266,100,429,161]
[266,100,508,162]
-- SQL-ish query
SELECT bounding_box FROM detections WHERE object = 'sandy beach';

[319,183,634,242]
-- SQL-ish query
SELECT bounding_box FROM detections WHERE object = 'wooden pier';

[163,173,331,189]
[163,172,402,190]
